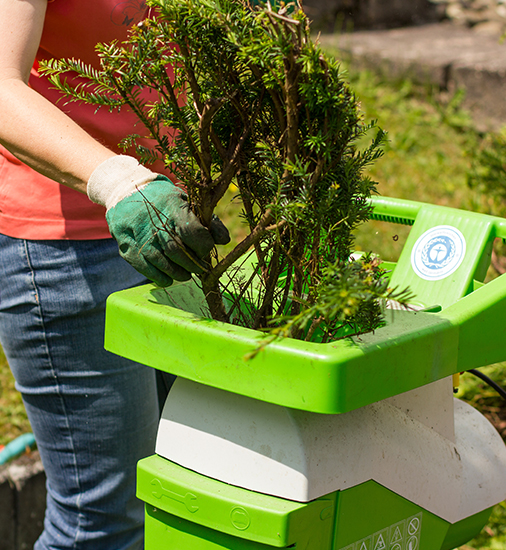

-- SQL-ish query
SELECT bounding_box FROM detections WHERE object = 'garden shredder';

[104,196,506,550]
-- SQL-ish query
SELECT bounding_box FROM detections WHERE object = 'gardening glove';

[88,155,230,287]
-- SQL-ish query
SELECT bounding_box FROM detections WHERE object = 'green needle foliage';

[41,0,411,341]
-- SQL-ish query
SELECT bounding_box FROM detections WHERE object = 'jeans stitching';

[22,239,84,549]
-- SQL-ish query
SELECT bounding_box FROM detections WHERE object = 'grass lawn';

[1,46,506,548]
[0,347,30,447]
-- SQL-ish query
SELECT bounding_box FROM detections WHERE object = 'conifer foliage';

[42,0,411,341]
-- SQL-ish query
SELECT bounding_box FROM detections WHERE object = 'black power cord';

[467,369,506,402]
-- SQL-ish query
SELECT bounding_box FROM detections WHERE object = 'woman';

[0,1,228,548]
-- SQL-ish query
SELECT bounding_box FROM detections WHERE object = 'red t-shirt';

[0,0,168,240]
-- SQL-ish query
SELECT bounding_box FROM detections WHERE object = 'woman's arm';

[0,0,116,193]
[0,0,230,286]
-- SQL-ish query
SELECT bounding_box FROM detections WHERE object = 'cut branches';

[40,0,411,341]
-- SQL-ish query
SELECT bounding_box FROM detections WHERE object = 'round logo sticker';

[411,225,466,281]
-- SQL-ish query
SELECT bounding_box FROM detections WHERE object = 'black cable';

[467,369,506,402]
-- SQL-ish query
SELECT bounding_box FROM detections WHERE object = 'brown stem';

[151,48,212,179]
[221,252,261,324]
[198,98,225,184]
[240,181,267,276]
[198,116,253,228]
[210,126,229,161]
[252,243,281,330]
[289,239,305,321]
[280,35,301,182]
[205,209,275,286]
[178,40,204,112]
[250,64,286,136]
[108,73,164,155]
[305,315,323,342]
[201,273,229,323]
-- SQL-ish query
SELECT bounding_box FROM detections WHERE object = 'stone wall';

[0,452,46,550]
[301,0,443,32]
[433,0,506,35]
[301,0,506,35]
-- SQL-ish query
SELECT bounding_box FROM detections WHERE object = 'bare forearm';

[0,78,116,193]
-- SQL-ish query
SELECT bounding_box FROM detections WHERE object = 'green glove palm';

[106,176,230,287]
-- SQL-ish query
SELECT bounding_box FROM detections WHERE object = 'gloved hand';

[88,155,230,287]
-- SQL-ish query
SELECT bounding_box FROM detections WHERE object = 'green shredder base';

[137,454,492,550]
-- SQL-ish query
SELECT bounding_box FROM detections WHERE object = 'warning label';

[373,530,388,550]
[338,513,422,550]
[357,537,372,550]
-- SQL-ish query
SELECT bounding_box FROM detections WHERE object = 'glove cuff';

[87,155,158,211]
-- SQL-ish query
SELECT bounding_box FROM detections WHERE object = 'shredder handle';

[369,195,420,226]
[369,195,506,240]
[368,196,506,371]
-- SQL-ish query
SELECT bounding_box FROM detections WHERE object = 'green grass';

[1,49,506,548]
[0,347,31,447]
[341,66,480,262]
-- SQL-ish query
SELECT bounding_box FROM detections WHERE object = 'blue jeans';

[0,235,159,550]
